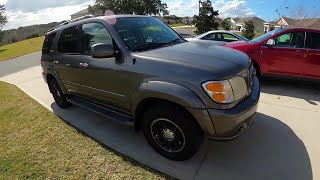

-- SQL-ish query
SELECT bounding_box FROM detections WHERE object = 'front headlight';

[202,80,234,104]
[202,77,248,104]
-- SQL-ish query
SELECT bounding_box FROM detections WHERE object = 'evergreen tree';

[192,0,219,34]
[242,21,255,40]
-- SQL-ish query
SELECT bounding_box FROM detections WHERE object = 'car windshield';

[250,28,287,44]
[236,34,249,41]
[112,17,184,52]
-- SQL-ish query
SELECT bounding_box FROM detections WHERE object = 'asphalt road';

[0,52,41,77]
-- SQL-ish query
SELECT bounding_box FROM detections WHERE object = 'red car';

[224,28,320,80]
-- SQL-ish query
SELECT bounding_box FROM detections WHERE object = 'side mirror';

[91,43,115,58]
[265,39,275,47]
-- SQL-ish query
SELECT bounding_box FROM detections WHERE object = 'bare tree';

[276,0,320,27]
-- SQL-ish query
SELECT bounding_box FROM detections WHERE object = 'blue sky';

[0,0,319,29]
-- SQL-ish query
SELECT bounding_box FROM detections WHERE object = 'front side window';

[59,26,80,53]
[220,33,238,42]
[81,23,113,55]
[306,32,320,50]
[112,17,184,52]
[274,31,305,48]
[42,32,56,54]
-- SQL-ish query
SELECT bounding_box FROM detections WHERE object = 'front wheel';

[142,103,203,161]
[48,78,71,109]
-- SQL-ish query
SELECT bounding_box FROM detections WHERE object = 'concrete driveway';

[0,65,319,180]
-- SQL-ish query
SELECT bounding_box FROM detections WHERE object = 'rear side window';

[59,26,80,53]
[42,32,56,54]
[202,33,216,40]
[306,32,320,50]
[81,23,113,55]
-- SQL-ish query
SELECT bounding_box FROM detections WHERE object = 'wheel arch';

[46,67,68,94]
[131,81,215,135]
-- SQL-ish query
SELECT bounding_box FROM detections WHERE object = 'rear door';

[305,31,320,79]
[55,25,83,93]
[261,31,307,76]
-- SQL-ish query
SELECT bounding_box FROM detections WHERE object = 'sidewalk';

[1,66,318,180]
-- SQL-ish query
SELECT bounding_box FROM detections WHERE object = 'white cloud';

[165,0,199,17]
[164,0,255,18]
[213,0,256,18]
[3,0,94,30]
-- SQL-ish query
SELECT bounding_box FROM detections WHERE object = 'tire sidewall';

[142,104,203,161]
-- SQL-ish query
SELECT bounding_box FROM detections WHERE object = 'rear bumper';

[207,76,260,140]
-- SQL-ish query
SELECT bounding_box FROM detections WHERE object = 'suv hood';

[136,41,249,76]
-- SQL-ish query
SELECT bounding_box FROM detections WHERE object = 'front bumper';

[207,76,260,140]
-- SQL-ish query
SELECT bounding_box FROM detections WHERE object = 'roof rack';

[47,15,94,33]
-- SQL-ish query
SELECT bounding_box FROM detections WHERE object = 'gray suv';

[41,15,260,161]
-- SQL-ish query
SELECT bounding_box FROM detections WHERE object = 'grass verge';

[0,37,44,61]
[0,81,169,179]
[168,23,185,27]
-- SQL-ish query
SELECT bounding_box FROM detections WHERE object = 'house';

[71,8,91,19]
[264,16,320,33]
[233,17,266,33]
[71,8,103,19]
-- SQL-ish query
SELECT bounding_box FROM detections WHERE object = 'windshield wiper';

[133,38,184,52]
[134,43,168,52]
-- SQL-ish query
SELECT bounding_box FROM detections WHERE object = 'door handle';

[53,60,59,64]
[79,63,89,68]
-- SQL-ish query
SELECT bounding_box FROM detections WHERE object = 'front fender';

[132,81,205,112]
[131,81,216,136]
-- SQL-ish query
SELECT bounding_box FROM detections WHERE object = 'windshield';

[112,17,184,52]
[251,28,287,44]
[236,33,249,41]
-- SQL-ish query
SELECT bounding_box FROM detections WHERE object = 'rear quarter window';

[42,32,56,54]
[58,26,80,53]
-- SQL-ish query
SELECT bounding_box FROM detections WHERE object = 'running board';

[67,96,134,126]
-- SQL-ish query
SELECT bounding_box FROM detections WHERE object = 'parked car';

[186,30,249,45]
[224,28,320,79]
[41,15,260,161]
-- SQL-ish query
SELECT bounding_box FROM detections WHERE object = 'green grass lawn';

[0,36,45,61]
[0,81,169,179]
[168,23,185,27]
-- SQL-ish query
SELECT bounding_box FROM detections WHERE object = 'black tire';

[253,62,261,78]
[48,78,71,109]
[142,103,203,161]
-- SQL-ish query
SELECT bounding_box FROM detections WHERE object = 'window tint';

[202,33,216,40]
[59,26,79,53]
[306,32,320,50]
[82,23,112,55]
[274,31,305,48]
[42,32,56,54]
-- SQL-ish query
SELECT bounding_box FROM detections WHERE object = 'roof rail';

[47,14,94,33]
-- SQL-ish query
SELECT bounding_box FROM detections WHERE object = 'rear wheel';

[48,78,71,109]
[142,103,203,161]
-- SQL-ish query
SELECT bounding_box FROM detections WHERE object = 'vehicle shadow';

[260,78,320,104]
[197,113,312,180]
[50,102,207,180]
[51,102,312,180]
[0,49,7,53]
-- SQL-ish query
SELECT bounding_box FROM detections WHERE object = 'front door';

[75,22,128,111]
[305,31,320,79]
[261,31,307,77]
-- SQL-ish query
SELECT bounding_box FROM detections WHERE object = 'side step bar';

[67,96,134,126]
